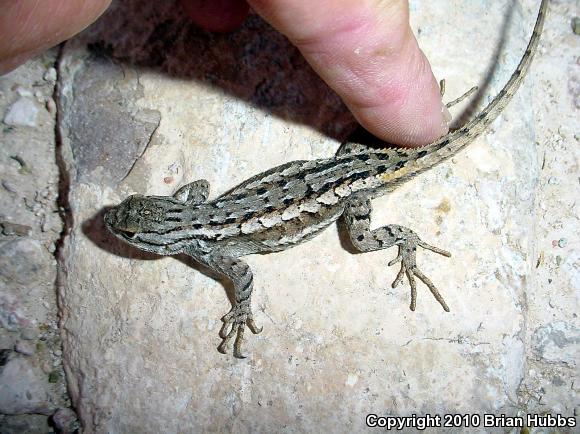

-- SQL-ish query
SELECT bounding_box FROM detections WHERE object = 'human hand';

[182,0,451,146]
[0,0,449,146]
[0,0,112,74]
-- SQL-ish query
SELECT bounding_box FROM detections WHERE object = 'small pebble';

[4,97,39,127]
[558,238,567,248]
[547,176,558,185]
[164,176,174,184]
[1,179,18,193]
[43,67,57,82]
[1,221,32,236]
[52,408,78,433]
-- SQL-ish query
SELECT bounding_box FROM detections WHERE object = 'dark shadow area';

[83,207,236,305]
[174,253,236,307]
[76,0,520,145]
[82,207,161,261]
[336,217,360,255]
[343,126,397,150]
[78,0,355,143]
[451,0,517,129]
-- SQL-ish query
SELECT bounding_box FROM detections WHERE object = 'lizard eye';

[120,229,137,239]
[142,209,152,216]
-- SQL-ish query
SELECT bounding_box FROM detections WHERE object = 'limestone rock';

[54,0,579,432]
[3,97,38,128]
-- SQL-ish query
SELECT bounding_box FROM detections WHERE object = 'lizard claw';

[389,236,451,312]
[217,303,262,359]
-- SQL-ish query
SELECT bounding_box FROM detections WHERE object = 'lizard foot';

[388,236,451,312]
[217,302,262,359]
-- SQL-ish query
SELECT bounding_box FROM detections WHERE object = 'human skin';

[0,0,448,146]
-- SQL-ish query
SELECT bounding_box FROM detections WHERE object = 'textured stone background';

[1,0,578,432]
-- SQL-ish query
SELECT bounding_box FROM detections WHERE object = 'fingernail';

[440,104,452,134]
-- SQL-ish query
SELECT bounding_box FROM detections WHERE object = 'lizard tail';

[403,0,548,178]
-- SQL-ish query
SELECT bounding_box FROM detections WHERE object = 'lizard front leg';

[343,196,451,311]
[173,179,210,204]
[185,249,262,358]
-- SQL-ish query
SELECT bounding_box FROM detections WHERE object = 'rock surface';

[0,50,72,432]
[2,0,577,432]
[0,354,56,415]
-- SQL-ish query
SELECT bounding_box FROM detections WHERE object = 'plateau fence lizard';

[105,0,548,358]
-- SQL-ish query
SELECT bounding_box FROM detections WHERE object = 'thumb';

[248,0,449,146]
[0,0,112,75]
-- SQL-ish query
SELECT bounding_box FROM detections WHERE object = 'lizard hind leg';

[211,255,262,359]
[218,299,262,359]
[440,78,479,109]
[343,196,451,312]
[445,85,479,109]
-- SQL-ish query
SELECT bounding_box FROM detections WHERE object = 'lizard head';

[104,194,179,253]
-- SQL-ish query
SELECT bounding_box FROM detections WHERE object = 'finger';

[180,0,249,33]
[0,0,112,75]
[248,0,450,146]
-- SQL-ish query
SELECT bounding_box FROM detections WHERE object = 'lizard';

[104,0,548,359]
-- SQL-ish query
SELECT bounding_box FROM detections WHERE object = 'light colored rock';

[0,221,32,236]
[0,355,55,415]
[52,407,79,434]
[0,239,48,286]
[56,0,578,432]
[0,290,30,332]
[3,97,39,127]
[43,67,57,83]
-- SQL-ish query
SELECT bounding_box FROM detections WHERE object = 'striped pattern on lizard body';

[105,0,548,359]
